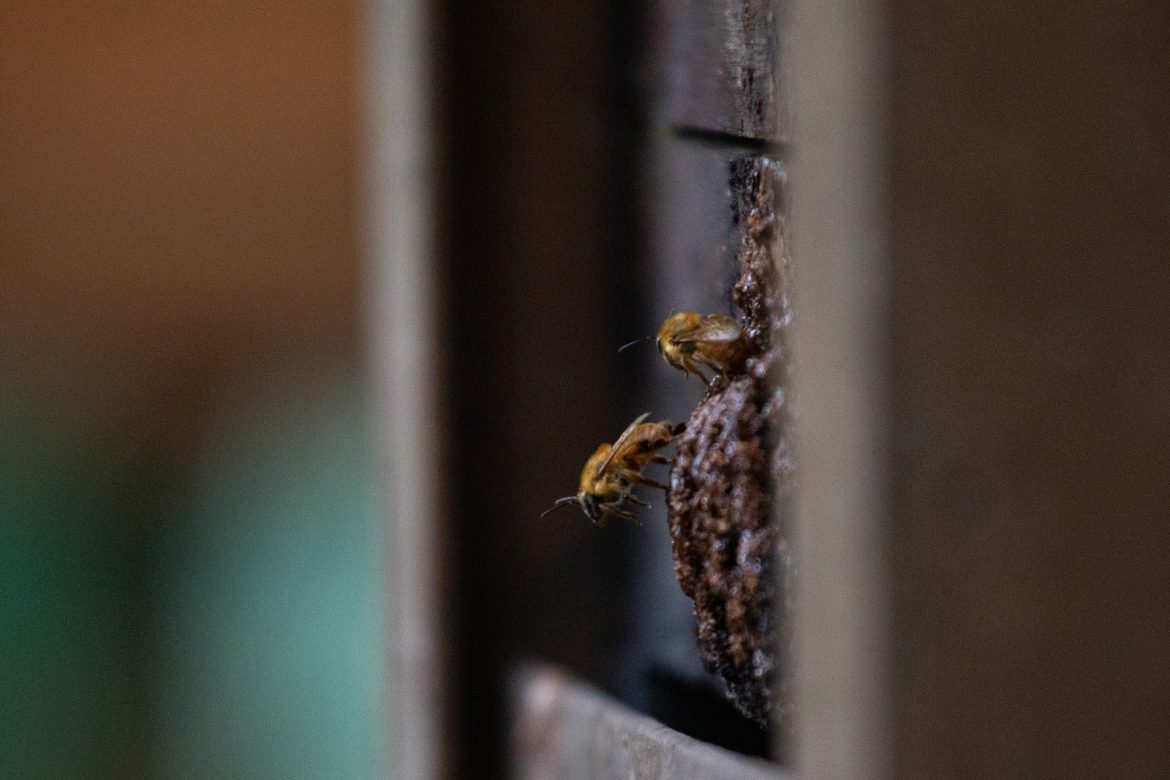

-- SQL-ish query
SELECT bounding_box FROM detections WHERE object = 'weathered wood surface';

[650,0,788,141]
[644,142,751,317]
[513,666,787,780]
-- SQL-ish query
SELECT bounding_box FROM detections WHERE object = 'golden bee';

[542,412,681,526]
[655,311,749,384]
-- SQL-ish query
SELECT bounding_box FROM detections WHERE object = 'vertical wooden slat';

[788,0,890,777]
[792,1,1170,776]
[363,0,445,777]
[884,2,1170,775]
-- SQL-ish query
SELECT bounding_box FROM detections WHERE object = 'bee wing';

[594,412,650,478]
[671,314,743,345]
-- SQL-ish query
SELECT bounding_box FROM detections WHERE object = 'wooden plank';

[513,666,787,780]
[793,0,1170,776]
[364,0,446,777]
[787,0,890,777]
[644,141,750,320]
[884,1,1170,775]
[650,0,788,141]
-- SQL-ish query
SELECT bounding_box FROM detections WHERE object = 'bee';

[542,412,680,526]
[655,311,749,384]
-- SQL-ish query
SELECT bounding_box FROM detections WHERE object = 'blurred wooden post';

[791,0,1170,776]
[882,1,1170,775]
[788,1,890,777]
[364,0,447,777]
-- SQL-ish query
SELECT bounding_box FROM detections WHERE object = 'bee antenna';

[618,336,650,353]
[540,496,579,519]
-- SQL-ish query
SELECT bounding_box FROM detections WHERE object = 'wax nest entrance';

[666,155,794,729]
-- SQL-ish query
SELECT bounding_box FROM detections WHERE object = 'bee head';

[578,491,602,521]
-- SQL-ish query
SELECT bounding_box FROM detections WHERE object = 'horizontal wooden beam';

[513,666,787,780]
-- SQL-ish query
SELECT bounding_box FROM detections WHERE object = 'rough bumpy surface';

[667,154,793,728]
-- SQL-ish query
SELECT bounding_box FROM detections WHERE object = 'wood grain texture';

[650,0,787,140]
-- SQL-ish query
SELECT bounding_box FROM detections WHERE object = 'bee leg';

[684,358,711,385]
[706,362,734,383]
[633,474,670,492]
[603,506,641,525]
[649,455,670,465]
[626,494,651,508]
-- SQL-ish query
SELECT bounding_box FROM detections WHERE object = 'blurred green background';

[151,374,386,779]
[0,2,388,776]
[0,382,139,778]
[0,374,388,778]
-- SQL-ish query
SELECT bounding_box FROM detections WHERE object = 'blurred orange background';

[0,4,388,777]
